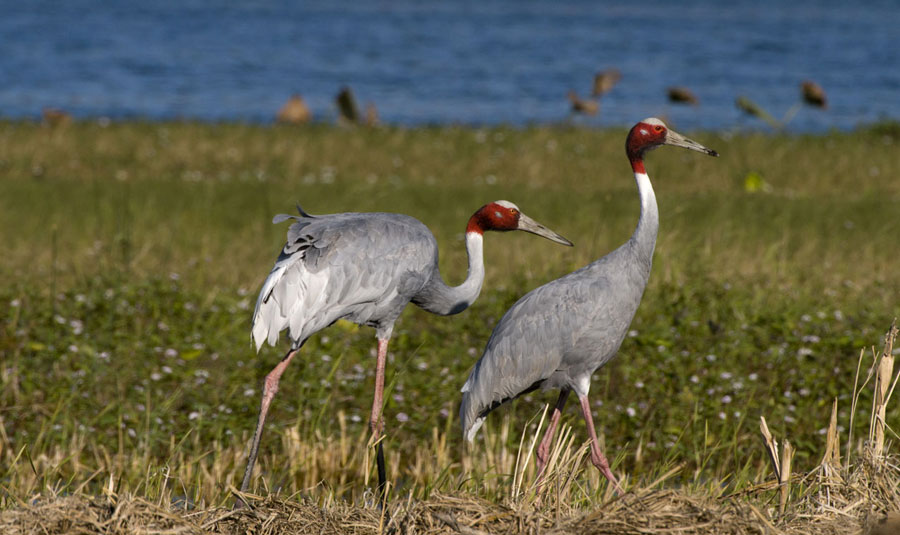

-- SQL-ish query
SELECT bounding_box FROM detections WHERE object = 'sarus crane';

[238,200,572,504]
[460,118,718,493]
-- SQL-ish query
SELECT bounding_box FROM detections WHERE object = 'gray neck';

[413,231,485,316]
[630,171,659,265]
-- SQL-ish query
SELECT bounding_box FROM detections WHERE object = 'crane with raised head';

[238,200,572,505]
[459,118,718,493]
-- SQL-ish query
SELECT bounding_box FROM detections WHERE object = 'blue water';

[1,1,897,131]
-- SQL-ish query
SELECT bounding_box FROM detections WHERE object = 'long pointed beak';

[516,213,573,246]
[664,130,719,157]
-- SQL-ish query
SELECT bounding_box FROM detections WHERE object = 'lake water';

[1,0,897,131]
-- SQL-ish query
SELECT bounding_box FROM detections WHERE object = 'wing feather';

[251,210,436,352]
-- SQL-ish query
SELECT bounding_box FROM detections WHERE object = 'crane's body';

[253,211,447,350]
[460,118,717,492]
[461,225,653,440]
[237,201,571,506]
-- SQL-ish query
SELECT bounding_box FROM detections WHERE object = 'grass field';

[0,119,898,532]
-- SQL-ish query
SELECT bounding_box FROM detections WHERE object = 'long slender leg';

[535,389,570,485]
[368,338,389,501]
[578,394,624,495]
[236,347,299,507]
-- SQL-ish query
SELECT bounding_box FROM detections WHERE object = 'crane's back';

[252,211,438,350]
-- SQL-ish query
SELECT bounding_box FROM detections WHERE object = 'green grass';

[0,120,898,507]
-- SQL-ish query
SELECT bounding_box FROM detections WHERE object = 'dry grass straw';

[0,486,869,535]
[752,320,900,533]
[3,323,899,534]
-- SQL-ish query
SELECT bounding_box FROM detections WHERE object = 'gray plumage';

[238,199,571,502]
[252,209,441,350]
[460,188,657,440]
[251,200,571,352]
[460,118,718,452]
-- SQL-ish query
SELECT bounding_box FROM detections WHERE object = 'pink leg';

[369,338,389,496]
[578,395,625,495]
[535,390,570,485]
[237,348,299,501]
[369,339,389,439]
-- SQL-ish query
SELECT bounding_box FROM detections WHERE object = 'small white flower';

[628,329,639,337]
[161,366,173,374]
[151,372,163,381]
[634,381,644,389]
[188,411,201,420]
[706,354,717,362]
[244,388,255,397]
[748,373,759,381]
[718,412,727,420]
[164,348,177,358]
[720,371,732,380]
[721,395,732,404]
[626,407,637,417]
[396,412,409,423]
[690,375,700,384]
[68,344,78,353]
[9,299,20,307]
[797,347,814,357]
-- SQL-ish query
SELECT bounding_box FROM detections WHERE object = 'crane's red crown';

[626,117,668,163]
[467,201,521,234]
[625,117,717,173]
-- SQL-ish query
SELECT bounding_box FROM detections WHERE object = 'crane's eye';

[509,208,519,215]
[654,125,664,132]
